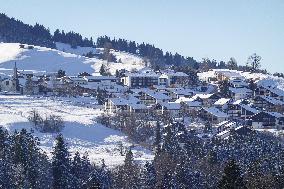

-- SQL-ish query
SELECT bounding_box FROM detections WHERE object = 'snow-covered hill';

[198,69,284,90]
[0,95,153,167]
[0,42,146,76]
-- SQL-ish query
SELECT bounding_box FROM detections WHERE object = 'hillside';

[0,95,153,167]
[0,42,146,76]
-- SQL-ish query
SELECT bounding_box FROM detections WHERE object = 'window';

[6,81,9,85]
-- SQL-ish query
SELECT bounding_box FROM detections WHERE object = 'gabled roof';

[214,98,231,106]
[240,104,259,114]
[258,95,284,105]
[229,87,252,94]
[159,102,181,110]
[144,91,171,100]
[202,107,229,118]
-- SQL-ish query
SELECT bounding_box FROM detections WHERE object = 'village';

[1,62,284,140]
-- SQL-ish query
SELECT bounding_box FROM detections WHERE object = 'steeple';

[13,62,18,80]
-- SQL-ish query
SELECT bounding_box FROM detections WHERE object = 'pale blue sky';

[0,0,283,73]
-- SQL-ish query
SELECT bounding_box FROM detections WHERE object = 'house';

[227,100,258,119]
[83,76,117,90]
[158,70,188,87]
[213,98,231,110]
[255,83,284,101]
[0,63,21,94]
[138,90,171,105]
[166,88,195,100]
[154,102,181,118]
[253,95,284,113]
[121,70,160,88]
[191,93,221,106]
[105,96,148,114]
[175,97,202,114]
[229,87,252,100]
[213,121,237,134]
[250,111,284,129]
[199,107,229,124]
[105,98,128,113]
[70,76,88,85]
[229,78,248,88]
[214,70,244,81]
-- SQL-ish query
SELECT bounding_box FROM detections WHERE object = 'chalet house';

[127,103,148,113]
[253,95,284,113]
[229,78,248,88]
[227,100,258,119]
[175,97,202,113]
[70,77,88,85]
[229,87,252,100]
[166,88,195,100]
[213,121,237,134]
[215,70,245,81]
[250,111,284,129]
[255,84,284,101]
[158,70,188,87]
[213,98,231,111]
[83,76,117,90]
[199,107,229,124]
[138,90,171,106]
[192,93,221,106]
[154,102,181,118]
[239,104,259,120]
[105,98,128,113]
[105,96,148,114]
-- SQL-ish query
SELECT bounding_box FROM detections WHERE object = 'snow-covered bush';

[28,110,64,133]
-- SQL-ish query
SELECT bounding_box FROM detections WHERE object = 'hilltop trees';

[0,13,55,48]
[247,53,262,72]
[227,57,238,70]
[53,29,94,48]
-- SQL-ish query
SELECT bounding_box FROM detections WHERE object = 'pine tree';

[99,64,107,76]
[52,134,72,189]
[154,121,162,155]
[218,159,247,189]
[0,127,15,189]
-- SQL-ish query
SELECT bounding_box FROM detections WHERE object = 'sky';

[0,0,283,73]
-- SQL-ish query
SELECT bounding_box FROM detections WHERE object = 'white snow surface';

[0,95,153,167]
[0,42,146,76]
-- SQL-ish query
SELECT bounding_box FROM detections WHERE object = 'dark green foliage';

[52,134,72,189]
[0,13,55,48]
[218,159,247,189]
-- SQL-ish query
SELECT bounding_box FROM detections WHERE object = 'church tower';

[12,62,20,92]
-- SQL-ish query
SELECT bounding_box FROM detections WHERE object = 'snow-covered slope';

[0,95,153,167]
[198,69,284,90]
[0,42,146,76]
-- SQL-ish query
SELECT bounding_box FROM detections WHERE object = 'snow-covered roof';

[184,100,202,107]
[159,102,181,110]
[109,98,128,106]
[128,103,148,110]
[240,104,259,114]
[144,91,171,100]
[192,93,214,99]
[259,96,284,105]
[203,107,229,118]
[84,76,117,81]
[229,87,252,94]
[214,98,231,106]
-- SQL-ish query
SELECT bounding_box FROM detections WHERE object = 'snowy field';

[0,42,146,76]
[0,95,153,167]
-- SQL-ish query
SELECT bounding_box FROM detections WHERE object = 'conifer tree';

[52,134,72,189]
[218,159,247,189]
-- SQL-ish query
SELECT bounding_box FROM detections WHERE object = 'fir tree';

[52,134,72,189]
[218,159,247,189]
